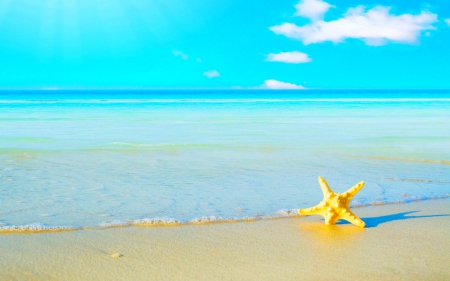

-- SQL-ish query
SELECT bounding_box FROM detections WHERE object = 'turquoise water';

[1,90,449,231]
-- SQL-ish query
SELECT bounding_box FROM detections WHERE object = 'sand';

[0,199,449,280]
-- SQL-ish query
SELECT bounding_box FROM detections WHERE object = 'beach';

[1,91,449,280]
[1,0,449,279]
[1,199,448,280]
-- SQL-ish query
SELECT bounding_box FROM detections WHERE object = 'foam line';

[0,196,448,234]
[0,223,77,233]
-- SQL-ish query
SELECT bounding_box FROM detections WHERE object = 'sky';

[0,0,449,89]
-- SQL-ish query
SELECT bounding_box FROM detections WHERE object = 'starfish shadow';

[335,211,450,228]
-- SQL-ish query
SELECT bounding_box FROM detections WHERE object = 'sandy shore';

[1,199,449,280]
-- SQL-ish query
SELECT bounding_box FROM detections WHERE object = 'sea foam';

[0,223,76,233]
[131,218,183,227]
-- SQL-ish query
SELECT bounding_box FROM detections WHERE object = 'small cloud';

[446,19,450,26]
[196,58,202,63]
[295,0,334,21]
[271,4,437,46]
[173,50,189,60]
[266,51,312,64]
[203,70,220,78]
[262,79,305,89]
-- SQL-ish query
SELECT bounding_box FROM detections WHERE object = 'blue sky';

[0,0,449,89]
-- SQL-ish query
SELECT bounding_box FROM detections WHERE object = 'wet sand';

[1,199,449,280]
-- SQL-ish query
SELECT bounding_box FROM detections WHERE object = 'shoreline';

[1,199,449,280]
[1,196,449,234]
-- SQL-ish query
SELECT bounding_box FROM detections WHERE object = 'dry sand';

[1,199,449,280]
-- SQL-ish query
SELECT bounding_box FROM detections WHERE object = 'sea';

[0,89,449,232]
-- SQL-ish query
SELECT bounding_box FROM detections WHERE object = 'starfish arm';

[327,213,340,225]
[299,203,324,216]
[340,209,365,228]
[324,212,340,225]
[318,176,333,197]
[342,181,365,200]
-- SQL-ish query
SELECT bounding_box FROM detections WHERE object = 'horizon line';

[0,88,449,91]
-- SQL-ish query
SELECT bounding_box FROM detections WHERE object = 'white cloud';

[446,19,450,26]
[266,51,312,64]
[203,70,220,78]
[262,79,305,89]
[196,58,202,63]
[295,0,334,21]
[270,5,437,46]
[173,50,189,60]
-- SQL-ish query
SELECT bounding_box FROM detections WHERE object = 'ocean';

[0,89,449,232]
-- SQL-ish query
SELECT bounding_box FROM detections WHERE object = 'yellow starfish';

[299,176,366,228]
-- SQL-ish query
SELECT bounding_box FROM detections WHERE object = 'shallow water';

[1,90,449,231]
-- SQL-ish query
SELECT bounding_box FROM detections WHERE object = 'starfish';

[299,176,366,228]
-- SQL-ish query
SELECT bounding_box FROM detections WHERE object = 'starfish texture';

[299,176,366,228]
